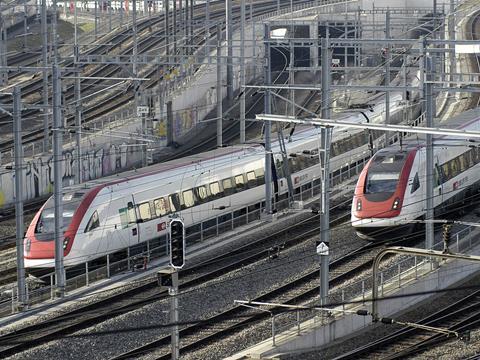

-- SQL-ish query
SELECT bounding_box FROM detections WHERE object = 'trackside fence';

[266,221,480,346]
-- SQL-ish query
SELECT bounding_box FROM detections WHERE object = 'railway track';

[334,290,480,360]
[111,241,385,360]
[0,196,352,358]
[0,0,308,153]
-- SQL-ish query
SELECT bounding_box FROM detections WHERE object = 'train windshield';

[35,192,85,240]
[365,153,406,194]
[365,173,400,193]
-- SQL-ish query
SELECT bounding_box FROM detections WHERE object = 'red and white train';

[351,109,480,240]
[24,86,415,270]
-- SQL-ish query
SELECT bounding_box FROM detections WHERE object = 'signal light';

[169,219,185,269]
[442,224,452,245]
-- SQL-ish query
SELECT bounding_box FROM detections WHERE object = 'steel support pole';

[133,0,137,75]
[74,54,82,184]
[264,24,272,216]
[190,0,194,56]
[226,0,233,102]
[239,0,245,143]
[0,3,7,86]
[94,0,98,40]
[171,270,179,360]
[42,0,48,152]
[23,2,28,49]
[120,0,123,24]
[184,0,188,56]
[13,86,26,309]
[53,64,65,297]
[448,0,456,89]
[216,24,222,148]
[384,10,391,146]
[425,56,434,250]
[164,0,169,61]
[173,0,177,58]
[320,37,331,306]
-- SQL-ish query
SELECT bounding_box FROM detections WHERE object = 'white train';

[351,108,480,240]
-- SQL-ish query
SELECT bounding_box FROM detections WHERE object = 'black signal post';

[169,219,185,269]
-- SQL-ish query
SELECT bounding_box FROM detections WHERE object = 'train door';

[108,196,136,252]
[118,196,140,245]
[133,194,155,243]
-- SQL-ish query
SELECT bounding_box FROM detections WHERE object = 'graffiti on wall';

[0,142,139,209]
[174,108,197,138]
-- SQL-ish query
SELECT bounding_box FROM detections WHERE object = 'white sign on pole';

[316,242,329,256]
[137,106,149,116]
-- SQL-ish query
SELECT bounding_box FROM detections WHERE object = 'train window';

[127,202,136,225]
[209,182,221,198]
[85,210,100,233]
[276,161,284,178]
[435,165,442,186]
[223,178,235,196]
[138,202,152,221]
[169,194,181,212]
[288,158,298,173]
[182,189,196,208]
[411,173,420,193]
[154,197,169,217]
[474,148,480,164]
[467,150,475,168]
[442,163,450,182]
[235,174,246,191]
[119,208,128,229]
[196,185,208,203]
[451,158,459,177]
[459,155,467,172]
[246,171,257,187]
[255,168,265,185]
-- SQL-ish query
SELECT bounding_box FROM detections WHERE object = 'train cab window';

[196,186,208,203]
[182,189,196,208]
[246,171,257,187]
[255,168,265,185]
[411,173,420,194]
[223,178,235,196]
[169,194,181,213]
[138,202,152,222]
[85,210,100,233]
[234,174,246,191]
[209,182,222,199]
[154,197,169,217]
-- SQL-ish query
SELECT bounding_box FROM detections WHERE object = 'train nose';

[24,235,55,259]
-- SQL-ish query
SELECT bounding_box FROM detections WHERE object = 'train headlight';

[392,198,401,210]
[63,237,70,250]
[26,238,31,253]
[356,199,362,211]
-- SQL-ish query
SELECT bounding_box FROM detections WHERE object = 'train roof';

[63,125,334,195]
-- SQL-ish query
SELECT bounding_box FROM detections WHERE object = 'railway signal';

[169,219,185,269]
